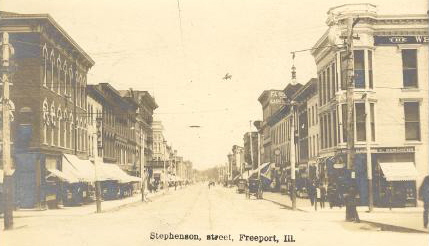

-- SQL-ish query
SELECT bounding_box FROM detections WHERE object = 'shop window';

[404,102,420,141]
[354,50,365,89]
[402,49,418,88]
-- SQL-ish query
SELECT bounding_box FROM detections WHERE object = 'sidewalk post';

[2,32,14,230]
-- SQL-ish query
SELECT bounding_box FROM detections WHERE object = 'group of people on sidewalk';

[306,181,360,222]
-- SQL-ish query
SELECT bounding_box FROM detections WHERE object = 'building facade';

[87,84,138,174]
[243,132,259,170]
[311,3,428,206]
[258,90,288,163]
[119,90,157,177]
[0,11,94,208]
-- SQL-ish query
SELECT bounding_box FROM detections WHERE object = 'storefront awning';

[98,163,141,183]
[47,168,79,183]
[379,162,418,181]
[63,154,96,182]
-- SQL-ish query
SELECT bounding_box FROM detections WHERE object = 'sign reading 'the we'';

[374,35,429,45]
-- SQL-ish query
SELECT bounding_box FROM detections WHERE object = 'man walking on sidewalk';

[418,175,429,229]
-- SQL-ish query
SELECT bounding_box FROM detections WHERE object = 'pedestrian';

[174,181,177,191]
[320,184,327,209]
[308,182,315,206]
[315,185,321,211]
[418,175,429,229]
[386,183,393,210]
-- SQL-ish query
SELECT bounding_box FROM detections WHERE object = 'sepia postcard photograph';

[0,0,428,245]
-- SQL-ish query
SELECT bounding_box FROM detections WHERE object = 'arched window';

[50,103,56,146]
[57,108,62,147]
[63,110,68,148]
[68,68,73,98]
[42,99,49,144]
[42,44,48,87]
[69,113,74,149]
[56,56,62,93]
[50,51,55,91]
[62,62,68,95]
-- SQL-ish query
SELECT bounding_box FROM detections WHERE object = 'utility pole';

[345,16,360,175]
[290,102,297,211]
[2,32,14,230]
[344,16,360,220]
[364,94,373,211]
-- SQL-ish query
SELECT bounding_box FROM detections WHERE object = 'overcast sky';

[2,0,427,170]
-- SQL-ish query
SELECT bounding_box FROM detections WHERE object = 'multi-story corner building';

[87,84,138,174]
[119,90,157,177]
[0,11,94,208]
[243,132,259,170]
[311,3,428,207]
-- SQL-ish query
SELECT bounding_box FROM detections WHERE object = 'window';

[327,114,331,147]
[355,103,366,141]
[342,104,347,142]
[312,106,315,126]
[354,50,365,88]
[315,105,318,124]
[340,51,347,90]
[332,63,338,93]
[333,110,337,146]
[368,50,373,89]
[404,102,420,141]
[326,69,330,102]
[402,49,418,88]
[370,103,375,141]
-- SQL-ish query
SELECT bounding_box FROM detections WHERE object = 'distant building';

[243,132,259,170]
[258,90,288,163]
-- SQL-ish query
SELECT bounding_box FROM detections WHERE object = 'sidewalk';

[263,191,428,233]
[7,188,172,219]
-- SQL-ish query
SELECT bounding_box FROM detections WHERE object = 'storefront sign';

[374,35,428,46]
[336,146,415,154]
[375,147,415,153]
[269,91,286,104]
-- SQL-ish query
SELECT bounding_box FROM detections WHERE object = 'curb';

[263,197,308,212]
[360,220,429,234]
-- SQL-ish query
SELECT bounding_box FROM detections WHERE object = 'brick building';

[0,11,94,208]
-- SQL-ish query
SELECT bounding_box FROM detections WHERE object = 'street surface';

[2,183,427,246]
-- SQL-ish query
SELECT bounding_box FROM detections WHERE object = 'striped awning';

[379,162,418,181]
